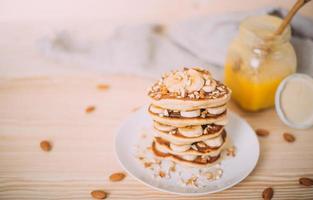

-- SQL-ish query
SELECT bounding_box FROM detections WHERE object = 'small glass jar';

[224,15,296,111]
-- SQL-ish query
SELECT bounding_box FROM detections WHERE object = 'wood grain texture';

[0,75,313,200]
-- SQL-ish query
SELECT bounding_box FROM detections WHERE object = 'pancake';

[148,67,231,111]
[149,104,227,117]
[151,141,224,168]
[149,109,228,127]
[150,92,230,111]
[153,130,227,156]
[153,122,224,145]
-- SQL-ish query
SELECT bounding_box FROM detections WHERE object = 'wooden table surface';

[0,75,312,200]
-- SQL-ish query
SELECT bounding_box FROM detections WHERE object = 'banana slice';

[180,154,197,161]
[204,135,223,147]
[163,71,186,93]
[154,121,176,132]
[178,125,203,137]
[169,143,191,152]
[180,110,201,118]
[155,142,169,154]
[185,69,205,92]
[207,105,227,115]
[150,105,165,114]
[202,79,217,93]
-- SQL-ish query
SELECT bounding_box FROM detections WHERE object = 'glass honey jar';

[224,15,297,111]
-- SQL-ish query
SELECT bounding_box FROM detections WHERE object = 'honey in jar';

[224,15,296,111]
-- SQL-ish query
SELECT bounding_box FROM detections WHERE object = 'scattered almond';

[262,187,273,200]
[283,132,295,143]
[255,128,270,137]
[299,177,313,186]
[91,190,107,199]
[97,84,110,91]
[40,140,52,152]
[109,172,126,182]
[85,106,95,113]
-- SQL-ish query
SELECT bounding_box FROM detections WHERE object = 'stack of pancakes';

[147,67,231,168]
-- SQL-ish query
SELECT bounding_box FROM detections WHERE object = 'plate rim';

[115,107,260,196]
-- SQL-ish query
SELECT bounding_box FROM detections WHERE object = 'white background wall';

[1,0,313,24]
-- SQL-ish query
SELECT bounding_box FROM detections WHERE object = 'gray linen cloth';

[39,7,313,79]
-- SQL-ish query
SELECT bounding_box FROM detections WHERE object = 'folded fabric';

[39,7,313,79]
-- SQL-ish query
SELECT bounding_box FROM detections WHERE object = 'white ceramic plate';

[115,106,259,195]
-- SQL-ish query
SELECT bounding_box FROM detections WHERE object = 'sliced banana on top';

[202,79,217,93]
[163,71,187,93]
[154,121,176,132]
[169,143,191,152]
[180,109,201,118]
[185,69,205,93]
[178,125,203,137]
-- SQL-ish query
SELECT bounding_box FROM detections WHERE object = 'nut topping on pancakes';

[148,67,229,100]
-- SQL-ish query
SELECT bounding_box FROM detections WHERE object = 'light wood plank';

[0,75,312,199]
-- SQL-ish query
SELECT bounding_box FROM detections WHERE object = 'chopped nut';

[154,94,162,99]
[199,90,206,98]
[185,176,198,187]
[144,162,153,168]
[216,168,223,176]
[206,172,213,180]
[217,86,225,92]
[159,171,166,178]
[188,94,195,99]
[160,85,168,95]
[155,159,162,165]
[170,165,176,172]
[226,146,236,157]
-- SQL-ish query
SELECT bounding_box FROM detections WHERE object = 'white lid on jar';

[275,73,313,129]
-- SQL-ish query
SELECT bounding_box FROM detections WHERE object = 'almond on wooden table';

[283,132,296,143]
[109,172,126,182]
[91,190,107,199]
[97,84,110,91]
[85,106,96,113]
[40,140,52,152]
[255,128,270,137]
[299,177,313,186]
[262,187,274,200]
